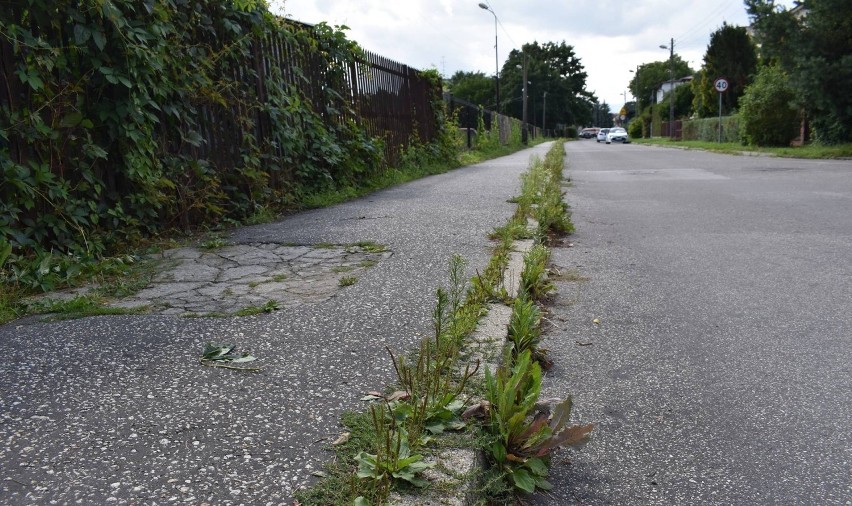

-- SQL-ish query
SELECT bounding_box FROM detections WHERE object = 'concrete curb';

[392,237,535,505]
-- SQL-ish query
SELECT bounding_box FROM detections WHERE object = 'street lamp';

[478,3,499,113]
[521,54,529,144]
[660,38,675,138]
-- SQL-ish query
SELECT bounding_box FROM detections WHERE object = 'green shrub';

[627,120,642,139]
[739,64,799,146]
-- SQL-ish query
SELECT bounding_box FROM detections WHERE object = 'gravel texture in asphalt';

[0,142,552,504]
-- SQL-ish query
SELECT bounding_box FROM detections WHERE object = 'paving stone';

[216,265,271,282]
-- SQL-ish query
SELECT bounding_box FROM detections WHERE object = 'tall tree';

[499,41,591,129]
[747,0,852,143]
[629,57,692,111]
[691,23,758,117]
[446,71,496,107]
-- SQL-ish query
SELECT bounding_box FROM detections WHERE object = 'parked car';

[605,127,630,144]
[580,127,599,139]
[596,128,610,143]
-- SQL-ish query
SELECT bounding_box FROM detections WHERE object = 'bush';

[565,126,578,138]
[739,64,799,146]
[627,120,642,139]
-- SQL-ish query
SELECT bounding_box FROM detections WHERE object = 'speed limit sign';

[714,77,729,93]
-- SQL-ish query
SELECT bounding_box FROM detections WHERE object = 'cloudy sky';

[270,0,792,112]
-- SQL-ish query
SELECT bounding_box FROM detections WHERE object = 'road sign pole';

[718,92,722,143]
[713,77,729,143]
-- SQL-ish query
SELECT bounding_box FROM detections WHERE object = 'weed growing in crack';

[349,241,388,253]
[234,300,279,316]
[339,276,358,287]
[520,244,554,300]
[355,402,434,495]
[507,297,551,369]
[485,350,593,494]
[199,236,230,250]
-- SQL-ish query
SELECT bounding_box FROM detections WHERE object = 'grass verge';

[633,137,852,159]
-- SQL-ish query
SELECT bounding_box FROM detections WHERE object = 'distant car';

[580,127,599,139]
[606,127,630,144]
[596,128,610,143]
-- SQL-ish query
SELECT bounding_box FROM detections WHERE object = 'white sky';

[271,0,793,113]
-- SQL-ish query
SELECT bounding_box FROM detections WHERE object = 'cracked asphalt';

[0,142,553,504]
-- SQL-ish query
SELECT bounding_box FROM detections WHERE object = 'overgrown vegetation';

[0,1,548,325]
[0,1,449,299]
[298,142,592,505]
[738,64,800,147]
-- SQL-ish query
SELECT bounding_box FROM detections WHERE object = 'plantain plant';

[355,403,435,492]
[485,350,593,494]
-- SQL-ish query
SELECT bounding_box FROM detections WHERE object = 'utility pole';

[668,38,674,138]
[542,91,547,136]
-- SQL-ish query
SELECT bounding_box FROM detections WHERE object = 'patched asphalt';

[0,142,552,504]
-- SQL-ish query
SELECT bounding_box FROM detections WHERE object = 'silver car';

[605,127,630,144]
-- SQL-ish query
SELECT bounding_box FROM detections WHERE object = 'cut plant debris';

[199,342,261,372]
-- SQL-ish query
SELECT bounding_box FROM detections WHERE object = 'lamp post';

[542,91,547,136]
[478,3,499,113]
[522,53,529,144]
[660,38,675,138]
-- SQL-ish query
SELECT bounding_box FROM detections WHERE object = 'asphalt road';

[0,143,552,504]
[535,141,852,504]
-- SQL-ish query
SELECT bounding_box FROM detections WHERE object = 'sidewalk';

[0,142,554,504]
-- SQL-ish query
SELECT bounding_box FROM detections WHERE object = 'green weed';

[520,245,554,301]
[234,300,279,316]
[485,350,593,494]
[199,237,230,250]
[339,276,358,287]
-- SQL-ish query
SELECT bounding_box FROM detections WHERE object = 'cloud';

[273,0,792,112]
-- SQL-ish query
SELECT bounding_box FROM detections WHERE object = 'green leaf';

[73,24,91,45]
[512,468,536,493]
[535,477,553,491]
[492,441,507,463]
[526,457,549,477]
[92,31,106,51]
[60,112,84,128]
[353,497,371,506]
[0,240,11,270]
[355,452,379,479]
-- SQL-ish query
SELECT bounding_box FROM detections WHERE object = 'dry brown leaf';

[332,432,351,445]
[386,390,410,402]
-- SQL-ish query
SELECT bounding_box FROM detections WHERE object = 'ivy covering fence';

[1,1,447,275]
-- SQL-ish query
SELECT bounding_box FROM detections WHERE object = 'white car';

[596,128,610,143]
[605,127,630,144]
